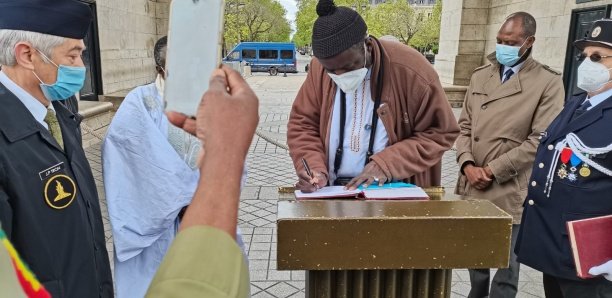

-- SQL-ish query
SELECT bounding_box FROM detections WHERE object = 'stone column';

[435,0,490,86]
[155,0,170,37]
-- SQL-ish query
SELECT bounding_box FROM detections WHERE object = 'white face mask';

[577,59,612,93]
[328,44,368,93]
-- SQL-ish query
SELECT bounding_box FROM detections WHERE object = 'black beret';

[0,0,93,39]
[575,19,612,50]
[312,0,367,59]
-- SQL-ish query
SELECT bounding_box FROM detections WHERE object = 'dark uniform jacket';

[0,82,113,297]
[516,92,612,281]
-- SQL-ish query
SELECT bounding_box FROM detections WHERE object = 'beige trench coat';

[455,53,565,224]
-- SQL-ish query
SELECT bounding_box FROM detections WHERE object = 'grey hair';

[0,29,66,66]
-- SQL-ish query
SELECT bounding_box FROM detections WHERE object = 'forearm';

[488,137,539,183]
[287,136,328,175]
[456,135,475,172]
[178,147,245,238]
[287,117,328,175]
[488,79,564,183]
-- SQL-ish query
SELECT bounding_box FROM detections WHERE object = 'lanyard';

[333,89,382,175]
[333,37,385,176]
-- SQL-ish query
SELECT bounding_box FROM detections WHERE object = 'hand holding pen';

[295,158,328,193]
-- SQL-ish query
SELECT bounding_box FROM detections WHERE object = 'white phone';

[164,0,225,115]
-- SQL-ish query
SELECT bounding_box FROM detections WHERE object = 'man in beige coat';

[455,12,564,298]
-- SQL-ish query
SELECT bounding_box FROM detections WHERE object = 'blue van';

[223,42,298,76]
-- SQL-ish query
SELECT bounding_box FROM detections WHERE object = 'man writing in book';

[515,19,612,297]
[288,0,459,192]
[454,12,565,298]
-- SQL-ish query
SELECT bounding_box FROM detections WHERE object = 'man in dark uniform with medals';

[0,0,113,297]
[515,19,612,297]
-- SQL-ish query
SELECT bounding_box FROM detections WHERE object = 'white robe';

[102,82,246,298]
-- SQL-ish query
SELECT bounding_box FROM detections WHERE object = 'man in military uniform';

[515,19,612,297]
[0,0,113,297]
[455,12,564,298]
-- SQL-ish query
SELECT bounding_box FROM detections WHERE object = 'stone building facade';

[74,0,169,147]
[435,0,612,100]
[78,0,170,101]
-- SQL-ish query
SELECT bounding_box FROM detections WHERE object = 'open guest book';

[566,214,612,279]
[295,182,429,200]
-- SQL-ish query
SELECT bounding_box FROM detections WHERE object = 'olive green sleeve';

[146,226,249,298]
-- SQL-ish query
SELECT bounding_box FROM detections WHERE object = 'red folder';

[566,214,612,279]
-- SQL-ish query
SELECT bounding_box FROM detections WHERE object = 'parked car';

[223,42,298,76]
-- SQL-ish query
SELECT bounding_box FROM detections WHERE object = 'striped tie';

[503,69,514,83]
[44,109,64,150]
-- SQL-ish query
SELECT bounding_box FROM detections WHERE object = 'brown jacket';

[287,38,459,187]
[455,53,565,223]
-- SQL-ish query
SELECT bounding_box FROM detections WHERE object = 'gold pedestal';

[276,192,512,298]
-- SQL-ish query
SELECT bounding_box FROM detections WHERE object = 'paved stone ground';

[87,58,545,297]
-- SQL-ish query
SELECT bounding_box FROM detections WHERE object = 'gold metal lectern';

[277,193,512,298]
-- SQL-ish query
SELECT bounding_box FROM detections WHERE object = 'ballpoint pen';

[301,157,319,189]
[301,157,313,179]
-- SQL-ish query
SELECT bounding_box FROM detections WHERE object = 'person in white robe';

[102,36,247,298]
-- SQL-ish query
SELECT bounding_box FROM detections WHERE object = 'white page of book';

[363,187,429,200]
[295,186,360,199]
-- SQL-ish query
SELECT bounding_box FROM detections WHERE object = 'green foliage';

[293,0,442,52]
[224,0,292,52]
[293,0,317,47]
[369,0,422,45]
[293,0,371,48]
[410,0,442,53]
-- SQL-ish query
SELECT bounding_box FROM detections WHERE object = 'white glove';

[589,260,612,281]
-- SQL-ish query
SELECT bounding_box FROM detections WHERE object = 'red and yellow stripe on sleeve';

[1,230,51,298]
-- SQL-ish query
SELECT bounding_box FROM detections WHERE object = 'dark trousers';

[543,273,612,298]
[468,224,520,298]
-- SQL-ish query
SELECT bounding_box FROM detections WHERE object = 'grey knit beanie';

[312,0,367,59]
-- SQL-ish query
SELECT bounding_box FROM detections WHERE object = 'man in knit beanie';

[288,0,459,192]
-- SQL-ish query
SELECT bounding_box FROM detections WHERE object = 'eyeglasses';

[578,52,612,62]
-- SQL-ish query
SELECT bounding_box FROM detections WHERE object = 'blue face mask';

[33,51,86,101]
[495,37,531,67]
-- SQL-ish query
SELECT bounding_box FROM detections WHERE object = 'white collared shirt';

[502,61,525,82]
[583,88,612,110]
[327,71,389,184]
[0,70,52,129]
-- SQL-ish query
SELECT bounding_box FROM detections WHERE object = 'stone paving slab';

[89,71,544,297]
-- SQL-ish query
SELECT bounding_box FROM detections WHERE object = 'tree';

[293,0,317,47]
[368,0,423,45]
[223,0,291,53]
[293,0,371,48]
[410,0,442,53]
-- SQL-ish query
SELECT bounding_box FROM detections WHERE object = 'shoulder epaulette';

[542,65,561,75]
[473,64,491,72]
